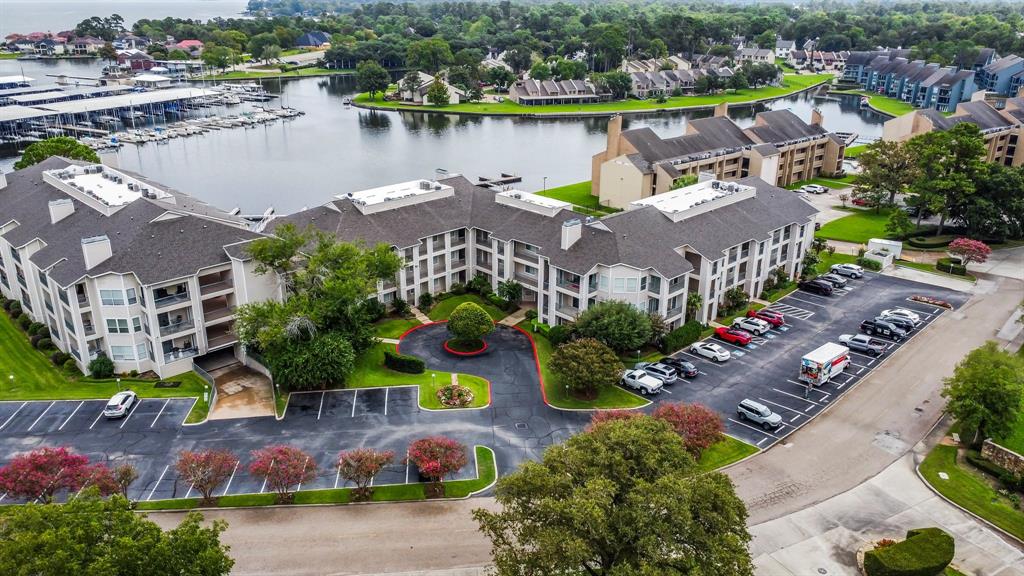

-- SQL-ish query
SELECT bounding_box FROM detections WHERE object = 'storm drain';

[514,422,528,430]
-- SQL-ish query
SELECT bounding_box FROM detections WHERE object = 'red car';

[715,326,753,346]
[851,197,876,207]
[747,308,785,327]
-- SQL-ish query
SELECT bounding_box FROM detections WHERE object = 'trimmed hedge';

[863,528,954,576]
[907,235,954,249]
[383,350,426,374]
[662,321,703,353]
[936,257,967,276]
[857,256,883,271]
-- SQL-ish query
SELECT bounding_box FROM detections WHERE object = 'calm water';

[0,0,248,37]
[0,59,889,214]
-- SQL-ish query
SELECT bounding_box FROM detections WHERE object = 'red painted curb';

[443,339,488,356]
[510,324,548,406]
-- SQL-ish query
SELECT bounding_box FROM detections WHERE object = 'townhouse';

[275,174,817,327]
[0,158,278,378]
[628,69,700,98]
[591,106,845,209]
[508,78,602,105]
[976,55,1024,96]
[736,48,773,64]
[882,96,1024,168]
[842,49,979,112]
[775,40,795,60]
[399,72,465,105]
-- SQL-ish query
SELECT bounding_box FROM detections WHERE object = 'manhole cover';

[818,569,828,574]
[515,422,528,430]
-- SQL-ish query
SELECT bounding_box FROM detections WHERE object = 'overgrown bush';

[384,349,426,374]
[662,321,703,353]
[721,287,749,314]
[36,338,52,350]
[16,315,31,331]
[450,282,467,295]
[907,235,954,249]
[418,292,434,310]
[29,334,44,348]
[524,309,538,321]
[28,322,44,336]
[50,351,69,366]
[857,257,883,271]
[392,298,410,316]
[363,298,386,322]
[936,257,967,276]
[547,324,573,346]
[468,273,491,295]
[447,301,494,344]
[7,301,20,316]
[87,354,115,379]
[863,528,954,576]
[487,293,509,310]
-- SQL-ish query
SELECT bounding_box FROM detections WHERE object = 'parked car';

[817,273,848,288]
[851,197,876,207]
[831,263,864,278]
[737,399,783,430]
[715,326,753,345]
[902,204,934,219]
[802,184,828,194]
[881,308,923,326]
[875,314,914,332]
[689,341,731,362]
[732,316,770,335]
[798,279,834,296]
[660,357,699,378]
[859,318,907,342]
[838,333,887,356]
[103,391,138,419]
[620,369,663,395]
[747,308,785,327]
[634,362,679,385]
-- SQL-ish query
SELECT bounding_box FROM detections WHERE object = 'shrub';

[550,338,623,397]
[0,298,11,311]
[721,287,749,314]
[363,298,386,322]
[487,293,508,310]
[62,358,78,373]
[50,351,69,366]
[547,324,573,346]
[36,337,52,350]
[948,237,991,265]
[392,298,411,316]
[524,309,538,321]
[447,302,494,343]
[28,322,44,336]
[662,321,703,353]
[651,403,724,457]
[450,282,467,295]
[436,383,474,407]
[87,354,115,379]
[405,436,467,492]
[936,257,967,276]
[863,528,954,576]
[588,409,643,430]
[129,369,139,378]
[384,349,426,374]
[575,301,653,353]
[857,256,883,271]
[30,334,44,348]
[7,301,20,315]
[418,292,434,310]
[907,236,954,249]
[16,315,31,331]
[468,273,492,295]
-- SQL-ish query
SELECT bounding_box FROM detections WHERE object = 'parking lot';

[0,397,196,437]
[636,272,967,448]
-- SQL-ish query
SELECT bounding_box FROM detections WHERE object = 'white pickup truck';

[620,369,663,395]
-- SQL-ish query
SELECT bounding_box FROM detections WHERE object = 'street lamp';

[116,377,121,391]
[432,373,436,388]
[543,176,548,191]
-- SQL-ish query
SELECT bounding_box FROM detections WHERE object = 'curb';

[914,462,1024,547]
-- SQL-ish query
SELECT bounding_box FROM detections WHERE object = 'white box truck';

[799,343,850,386]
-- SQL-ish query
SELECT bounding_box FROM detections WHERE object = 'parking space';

[644,272,966,449]
[285,386,420,422]
[0,397,196,437]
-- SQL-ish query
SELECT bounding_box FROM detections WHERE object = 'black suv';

[798,279,834,296]
[876,314,914,333]
[661,357,699,378]
[860,318,907,342]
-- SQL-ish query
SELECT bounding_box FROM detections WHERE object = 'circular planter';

[443,338,488,356]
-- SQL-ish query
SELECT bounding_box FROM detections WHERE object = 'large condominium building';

[0,158,278,377]
[843,50,978,113]
[882,96,1024,167]
[276,174,817,327]
[590,107,845,209]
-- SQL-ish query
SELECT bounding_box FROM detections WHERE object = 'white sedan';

[689,341,731,362]
[732,316,770,335]
[881,308,923,326]
[802,184,828,194]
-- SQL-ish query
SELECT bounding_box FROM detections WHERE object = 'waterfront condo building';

[0,158,279,377]
[277,174,817,328]
[590,107,845,209]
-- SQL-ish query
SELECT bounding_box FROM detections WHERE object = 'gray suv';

[737,399,783,430]
[634,362,678,385]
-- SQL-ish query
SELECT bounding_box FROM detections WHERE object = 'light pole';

[543,176,548,191]
[432,373,436,389]
[7,374,12,393]
[116,377,121,391]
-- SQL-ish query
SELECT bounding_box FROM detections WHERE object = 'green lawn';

[373,316,421,339]
[920,444,1024,540]
[816,251,858,274]
[785,175,857,190]
[0,312,211,421]
[894,260,977,283]
[715,302,766,326]
[762,281,798,302]
[135,446,495,510]
[354,74,833,115]
[0,53,21,59]
[347,343,490,409]
[537,181,619,215]
[815,207,894,243]
[518,320,648,410]
[844,144,868,158]
[830,89,916,117]
[697,435,759,471]
[427,294,507,322]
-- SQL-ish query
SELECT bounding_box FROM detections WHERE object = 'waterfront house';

[294,31,331,48]
[172,39,204,56]
[69,37,105,56]
[34,38,66,57]
[118,50,156,71]
[775,40,795,60]
[400,72,464,105]
[508,78,602,105]
[976,55,1024,95]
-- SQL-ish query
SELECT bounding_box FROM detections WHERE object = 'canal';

[0,60,889,214]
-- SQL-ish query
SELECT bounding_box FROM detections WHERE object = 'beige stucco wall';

[599,156,647,209]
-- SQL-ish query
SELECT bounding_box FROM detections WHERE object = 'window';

[640,277,647,291]
[523,265,538,275]
[106,318,129,334]
[626,278,638,292]
[110,346,134,361]
[136,343,147,361]
[613,278,624,292]
[100,290,124,306]
[132,316,142,333]
[599,274,609,290]
[126,288,137,305]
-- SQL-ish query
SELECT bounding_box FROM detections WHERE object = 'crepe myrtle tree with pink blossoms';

[947,237,991,266]
[405,436,468,498]
[249,445,317,503]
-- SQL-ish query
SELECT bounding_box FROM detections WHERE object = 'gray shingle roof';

[745,109,827,143]
[621,116,755,167]
[1,157,261,288]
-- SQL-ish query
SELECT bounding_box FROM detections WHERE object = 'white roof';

[0,75,33,84]
[8,90,66,104]
[0,104,49,123]
[33,87,217,114]
[133,73,172,82]
[629,179,756,221]
[339,180,455,215]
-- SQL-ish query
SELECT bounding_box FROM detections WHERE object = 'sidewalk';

[410,306,432,324]
[498,307,530,326]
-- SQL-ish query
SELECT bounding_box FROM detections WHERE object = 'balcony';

[199,279,233,297]
[76,292,89,306]
[666,306,683,318]
[159,317,195,337]
[513,246,539,261]
[555,302,579,316]
[83,322,96,337]
[514,271,538,286]
[556,276,581,292]
[154,291,190,309]
[450,259,466,269]
[207,332,237,350]
[203,304,235,323]
[163,347,199,363]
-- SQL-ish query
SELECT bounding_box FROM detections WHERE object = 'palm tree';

[685,292,703,319]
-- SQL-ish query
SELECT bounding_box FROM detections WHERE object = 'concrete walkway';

[498,306,530,326]
[207,363,275,420]
[410,306,432,324]
[884,265,978,292]
[970,245,1024,281]
[751,450,1024,575]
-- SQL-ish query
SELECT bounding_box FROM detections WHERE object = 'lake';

[0,59,889,214]
[0,0,248,38]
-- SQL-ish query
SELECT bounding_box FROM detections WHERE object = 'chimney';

[48,198,75,224]
[810,108,823,126]
[81,235,112,269]
[561,218,582,250]
[714,101,729,118]
[606,115,623,157]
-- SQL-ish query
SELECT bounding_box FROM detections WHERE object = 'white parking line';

[185,483,194,499]
[713,339,754,352]
[678,351,725,367]
[772,387,822,407]
[150,399,170,428]
[59,401,84,431]
[26,401,54,431]
[334,466,341,489]
[147,465,169,501]
[848,361,874,370]
[222,461,239,496]
[785,380,831,398]
[757,397,807,417]
[728,417,780,439]
[847,350,879,361]
[384,387,389,416]
[89,406,105,430]
[259,459,275,493]
[316,391,325,420]
[757,438,767,446]
[119,399,141,429]
[784,295,831,309]
[404,451,411,483]
[350,389,358,417]
[0,402,27,430]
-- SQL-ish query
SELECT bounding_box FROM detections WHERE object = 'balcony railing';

[666,306,683,318]
[513,247,539,261]
[159,318,195,336]
[450,259,466,269]
[207,333,238,349]
[199,280,233,296]
[555,303,579,316]
[203,305,234,322]
[154,291,190,309]
[163,347,199,363]
[514,272,537,285]
[83,323,95,336]
[77,293,88,306]
[556,277,581,291]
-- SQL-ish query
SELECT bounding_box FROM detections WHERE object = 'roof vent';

[81,235,112,270]
[48,198,74,224]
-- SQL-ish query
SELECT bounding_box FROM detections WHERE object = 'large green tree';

[0,491,233,575]
[549,337,623,397]
[474,417,753,575]
[406,37,453,73]
[853,139,919,212]
[906,122,987,235]
[15,137,99,170]
[575,300,653,352]
[942,341,1024,445]
[426,80,451,106]
[447,301,494,343]
[356,59,390,100]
